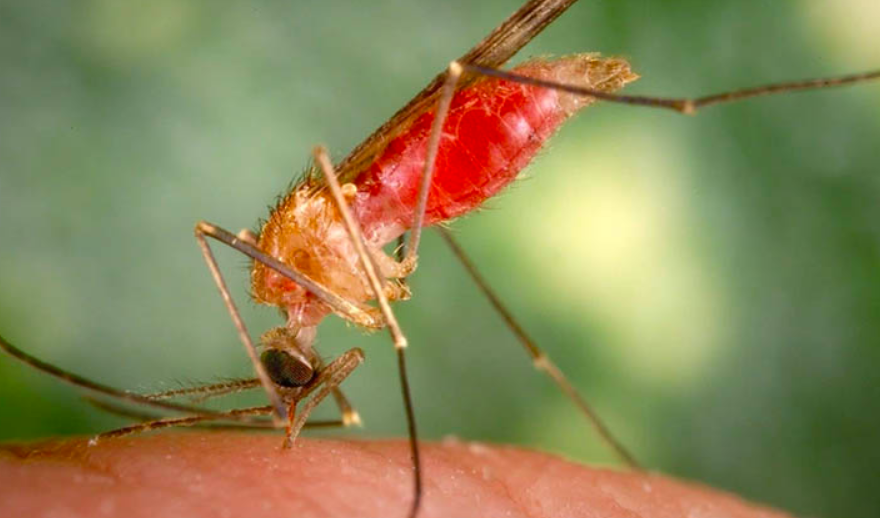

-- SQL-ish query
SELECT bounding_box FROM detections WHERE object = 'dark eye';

[260,349,314,388]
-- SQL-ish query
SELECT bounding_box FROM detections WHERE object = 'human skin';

[0,433,792,518]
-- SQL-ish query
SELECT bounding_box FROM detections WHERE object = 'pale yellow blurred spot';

[800,0,880,67]
[516,129,726,390]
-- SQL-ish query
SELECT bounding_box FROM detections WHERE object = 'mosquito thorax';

[252,185,376,327]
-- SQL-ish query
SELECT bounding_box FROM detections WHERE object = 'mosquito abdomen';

[352,54,638,246]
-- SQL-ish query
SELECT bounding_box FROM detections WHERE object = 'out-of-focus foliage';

[1,1,878,517]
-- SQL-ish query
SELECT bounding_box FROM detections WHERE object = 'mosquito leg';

[460,62,880,115]
[400,61,463,271]
[330,388,361,427]
[93,402,349,442]
[283,403,297,448]
[314,149,408,349]
[285,347,365,445]
[436,227,641,469]
[311,354,362,427]
[88,395,347,433]
[194,224,288,422]
[94,404,275,442]
[314,147,423,518]
[392,235,414,307]
[0,333,238,419]
[87,397,273,429]
[395,235,406,261]
[143,378,261,402]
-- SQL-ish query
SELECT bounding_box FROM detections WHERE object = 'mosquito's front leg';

[314,146,422,518]
[96,404,277,441]
[312,353,362,427]
[283,347,365,446]
[194,223,287,421]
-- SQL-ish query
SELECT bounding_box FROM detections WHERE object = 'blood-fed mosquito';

[1,3,880,518]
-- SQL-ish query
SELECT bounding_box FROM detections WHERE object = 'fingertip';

[0,433,793,518]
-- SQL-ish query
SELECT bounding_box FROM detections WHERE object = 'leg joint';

[532,352,551,372]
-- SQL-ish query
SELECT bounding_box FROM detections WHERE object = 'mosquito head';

[259,327,315,388]
[260,348,314,388]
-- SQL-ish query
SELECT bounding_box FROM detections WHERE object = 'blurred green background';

[1,1,878,517]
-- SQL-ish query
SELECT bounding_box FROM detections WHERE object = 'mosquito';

[1,1,878,518]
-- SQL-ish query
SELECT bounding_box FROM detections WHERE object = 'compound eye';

[260,349,314,388]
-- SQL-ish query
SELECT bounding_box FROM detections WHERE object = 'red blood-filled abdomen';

[350,55,636,246]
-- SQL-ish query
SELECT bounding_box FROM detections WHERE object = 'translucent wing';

[332,0,579,184]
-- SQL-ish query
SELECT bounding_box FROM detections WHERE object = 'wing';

[332,0,580,185]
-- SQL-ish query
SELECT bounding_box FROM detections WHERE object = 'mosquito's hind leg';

[458,62,880,114]
[436,227,641,469]
[313,147,422,518]
[282,347,365,447]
